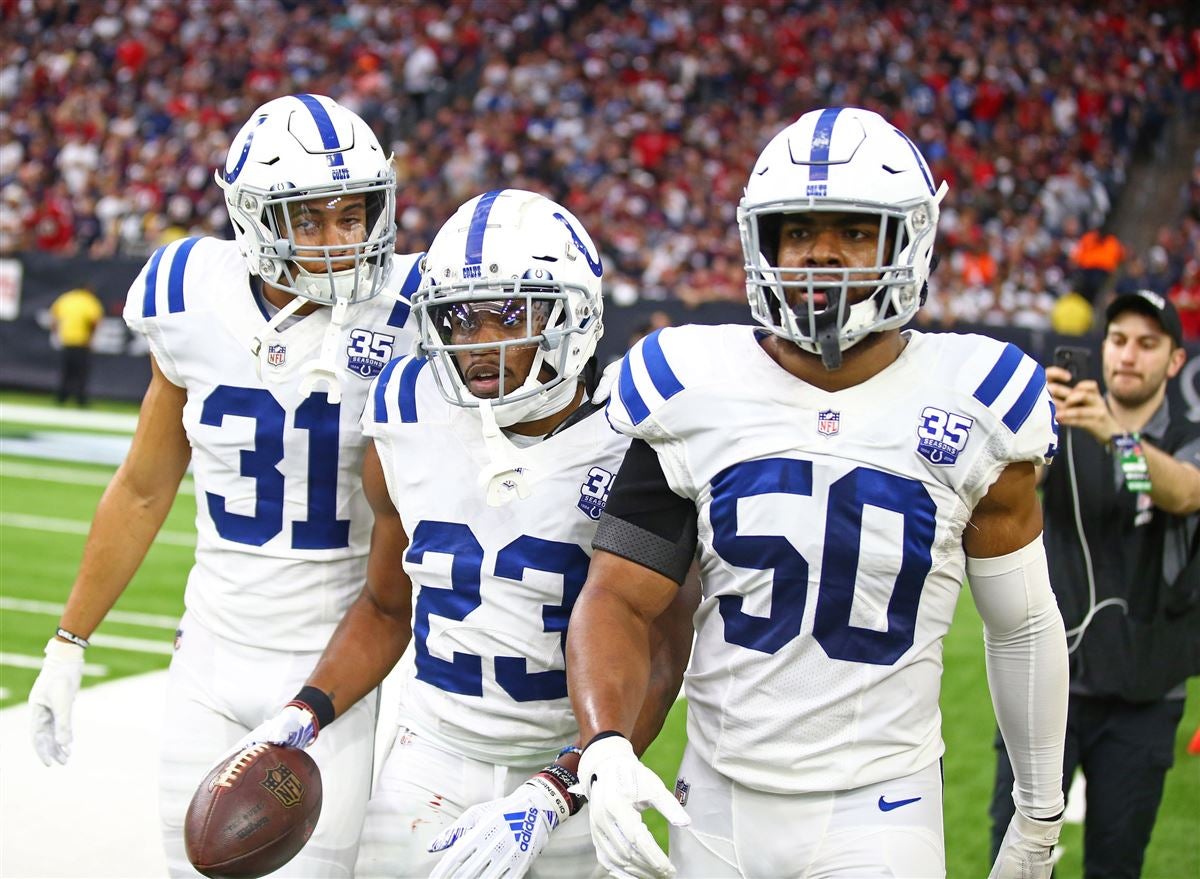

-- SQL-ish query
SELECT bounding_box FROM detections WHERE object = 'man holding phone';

[989,289,1200,878]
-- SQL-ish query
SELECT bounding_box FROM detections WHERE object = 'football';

[184,743,322,879]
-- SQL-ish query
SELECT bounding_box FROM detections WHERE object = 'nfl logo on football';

[266,343,286,367]
[817,409,840,437]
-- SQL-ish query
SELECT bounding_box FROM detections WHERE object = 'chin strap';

[813,306,844,370]
[298,295,351,403]
[477,399,532,507]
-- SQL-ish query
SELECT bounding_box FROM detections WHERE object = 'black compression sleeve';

[593,439,698,584]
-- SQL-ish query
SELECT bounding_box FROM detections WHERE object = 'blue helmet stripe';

[294,94,345,167]
[167,238,200,314]
[1002,366,1047,433]
[141,245,168,318]
[972,343,1024,407]
[465,190,503,266]
[373,356,403,424]
[808,107,844,182]
[398,357,429,423]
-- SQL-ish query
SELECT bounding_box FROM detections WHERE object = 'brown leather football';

[184,743,322,879]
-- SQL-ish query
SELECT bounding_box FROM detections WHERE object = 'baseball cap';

[1104,289,1183,347]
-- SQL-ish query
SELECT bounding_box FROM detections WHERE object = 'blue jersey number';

[710,458,936,665]
[200,386,350,549]
[408,522,589,702]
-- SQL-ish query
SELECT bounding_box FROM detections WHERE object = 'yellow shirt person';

[49,285,104,405]
[50,286,104,347]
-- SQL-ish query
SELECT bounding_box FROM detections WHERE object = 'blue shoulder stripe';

[372,357,404,425]
[1045,399,1060,459]
[166,238,200,314]
[397,357,429,424]
[387,253,424,328]
[1002,364,1046,433]
[141,245,168,318]
[617,330,684,426]
[972,343,1024,407]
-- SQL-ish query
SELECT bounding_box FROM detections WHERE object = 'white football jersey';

[363,358,630,766]
[608,324,1057,794]
[123,236,422,651]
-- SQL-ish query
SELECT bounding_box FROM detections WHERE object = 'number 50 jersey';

[607,324,1057,794]
[364,357,630,766]
[123,236,422,651]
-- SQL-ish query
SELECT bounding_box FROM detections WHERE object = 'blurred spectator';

[48,282,104,406]
[3,0,1197,321]
[1169,259,1200,342]
[1071,224,1125,304]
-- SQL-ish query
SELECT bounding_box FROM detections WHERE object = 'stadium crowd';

[2,0,1199,336]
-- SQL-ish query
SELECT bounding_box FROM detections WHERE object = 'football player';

[241,189,695,879]
[566,107,1070,879]
[27,94,422,877]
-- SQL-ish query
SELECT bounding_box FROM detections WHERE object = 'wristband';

[536,762,584,815]
[557,744,583,760]
[584,730,625,750]
[289,685,336,731]
[55,627,89,649]
[1112,432,1151,493]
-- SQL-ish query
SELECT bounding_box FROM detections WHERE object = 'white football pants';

[670,745,945,878]
[355,720,605,879]
[159,612,376,878]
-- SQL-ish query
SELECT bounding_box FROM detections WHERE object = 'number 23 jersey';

[364,357,630,766]
[123,236,421,651]
[607,324,1057,794]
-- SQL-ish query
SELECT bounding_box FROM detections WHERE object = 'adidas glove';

[989,808,1063,879]
[428,766,579,879]
[576,735,689,879]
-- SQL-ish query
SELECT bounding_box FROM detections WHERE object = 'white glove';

[988,808,1063,879]
[428,772,573,879]
[592,359,622,404]
[576,736,690,879]
[234,704,318,753]
[29,638,85,766]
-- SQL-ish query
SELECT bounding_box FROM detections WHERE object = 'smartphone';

[1053,345,1092,387]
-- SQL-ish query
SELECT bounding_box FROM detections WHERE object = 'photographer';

[990,289,1200,878]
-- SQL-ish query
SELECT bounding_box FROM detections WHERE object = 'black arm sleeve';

[593,439,698,585]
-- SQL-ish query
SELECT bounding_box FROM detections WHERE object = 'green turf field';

[1,393,1196,876]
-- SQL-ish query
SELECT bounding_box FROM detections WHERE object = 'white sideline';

[0,403,138,433]
[0,672,169,878]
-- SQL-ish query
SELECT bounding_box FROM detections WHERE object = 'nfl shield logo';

[266,343,286,367]
[817,409,840,437]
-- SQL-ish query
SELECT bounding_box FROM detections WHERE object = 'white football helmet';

[737,106,948,369]
[216,93,396,306]
[413,189,604,428]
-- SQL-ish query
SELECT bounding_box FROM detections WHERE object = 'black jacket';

[1042,397,1200,701]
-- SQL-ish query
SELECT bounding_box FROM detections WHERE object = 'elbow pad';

[967,536,1068,820]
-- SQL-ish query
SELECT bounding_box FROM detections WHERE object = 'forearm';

[628,571,697,755]
[969,537,1068,818]
[305,588,411,720]
[59,466,182,638]
[568,583,655,744]
[1144,443,1200,515]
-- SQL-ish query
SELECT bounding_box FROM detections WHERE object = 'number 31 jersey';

[364,357,630,767]
[123,236,421,651]
[607,324,1057,794]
